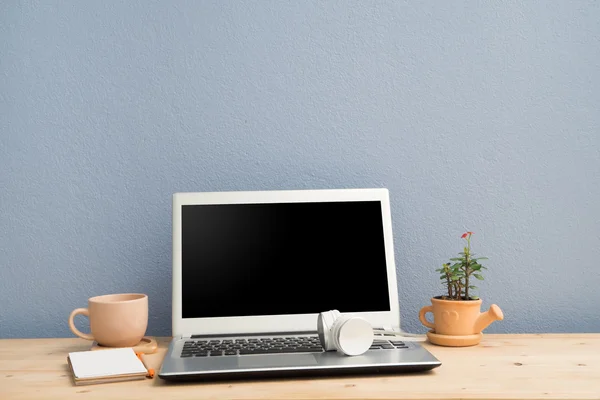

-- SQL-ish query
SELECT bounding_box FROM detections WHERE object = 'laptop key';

[289,347,323,352]
[224,350,237,356]
[239,348,282,355]
[194,351,209,357]
[238,347,322,355]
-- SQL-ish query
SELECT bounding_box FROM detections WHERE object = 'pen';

[135,352,155,378]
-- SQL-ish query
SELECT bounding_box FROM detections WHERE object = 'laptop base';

[158,337,441,383]
[159,362,439,382]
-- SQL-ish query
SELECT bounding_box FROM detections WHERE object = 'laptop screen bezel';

[171,188,400,337]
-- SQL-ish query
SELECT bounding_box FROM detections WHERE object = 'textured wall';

[1,1,599,338]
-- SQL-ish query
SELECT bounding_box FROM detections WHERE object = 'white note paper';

[68,347,147,379]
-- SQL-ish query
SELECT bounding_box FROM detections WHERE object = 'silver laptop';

[158,188,441,382]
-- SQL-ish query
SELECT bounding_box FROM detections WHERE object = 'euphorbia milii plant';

[435,232,488,300]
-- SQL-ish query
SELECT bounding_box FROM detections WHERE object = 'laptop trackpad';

[237,354,318,368]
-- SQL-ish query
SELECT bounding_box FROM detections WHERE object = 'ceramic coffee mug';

[68,293,148,347]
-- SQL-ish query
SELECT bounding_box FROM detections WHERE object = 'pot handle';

[419,306,436,329]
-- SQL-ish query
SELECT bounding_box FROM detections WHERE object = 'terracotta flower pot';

[419,297,503,346]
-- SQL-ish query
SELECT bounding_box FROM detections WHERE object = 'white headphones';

[317,310,374,356]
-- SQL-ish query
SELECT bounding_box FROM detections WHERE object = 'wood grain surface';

[1,334,599,399]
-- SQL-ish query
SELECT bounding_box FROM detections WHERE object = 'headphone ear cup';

[317,310,340,351]
[330,315,351,353]
[317,312,329,350]
[331,315,373,356]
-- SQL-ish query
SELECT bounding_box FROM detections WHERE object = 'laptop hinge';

[373,325,396,334]
[187,330,315,339]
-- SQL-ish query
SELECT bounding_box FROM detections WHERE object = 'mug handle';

[419,306,436,329]
[69,308,95,340]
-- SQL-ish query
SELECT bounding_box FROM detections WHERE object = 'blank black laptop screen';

[181,201,391,319]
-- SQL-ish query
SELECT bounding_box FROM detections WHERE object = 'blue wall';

[1,1,599,338]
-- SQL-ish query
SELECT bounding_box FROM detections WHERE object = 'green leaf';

[472,265,482,271]
[449,257,464,261]
[474,257,488,260]
[469,285,477,289]
[473,274,484,280]
[451,276,460,281]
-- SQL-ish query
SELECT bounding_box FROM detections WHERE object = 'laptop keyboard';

[180,336,408,357]
[181,336,323,357]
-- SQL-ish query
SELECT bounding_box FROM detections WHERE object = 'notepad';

[67,347,149,385]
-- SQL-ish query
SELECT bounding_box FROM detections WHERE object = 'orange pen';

[135,352,155,378]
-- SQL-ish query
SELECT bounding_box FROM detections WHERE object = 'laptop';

[158,188,441,381]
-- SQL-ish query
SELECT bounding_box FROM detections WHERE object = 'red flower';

[461,231,474,239]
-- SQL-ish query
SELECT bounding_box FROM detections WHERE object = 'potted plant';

[418,231,504,346]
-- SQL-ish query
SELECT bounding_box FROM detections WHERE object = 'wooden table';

[1,334,598,399]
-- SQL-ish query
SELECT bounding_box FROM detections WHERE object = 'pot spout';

[473,304,504,333]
